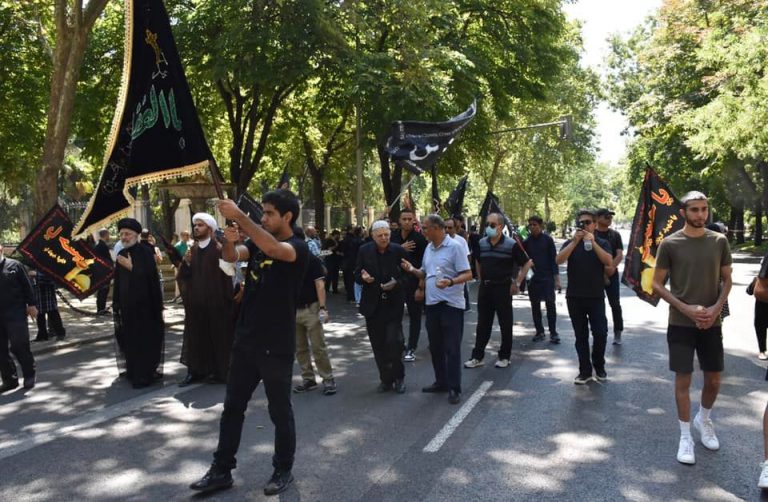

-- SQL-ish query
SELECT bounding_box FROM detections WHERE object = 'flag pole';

[387,175,419,214]
[208,158,226,200]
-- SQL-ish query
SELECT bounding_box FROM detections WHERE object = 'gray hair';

[424,214,445,229]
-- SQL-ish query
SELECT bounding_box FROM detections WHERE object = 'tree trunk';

[378,144,402,221]
[310,168,325,234]
[159,188,180,240]
[34,0,110,220]
[755,199,763,246]
[430,165,440,213]
[729,200,745,244]
[544,192,551,222]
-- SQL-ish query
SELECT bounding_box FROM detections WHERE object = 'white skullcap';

[192,212,218,231]
[371,220,390,232]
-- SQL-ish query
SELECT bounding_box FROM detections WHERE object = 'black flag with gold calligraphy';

[73,0,212,238]
[621,167,684,306]
[17,205,114,300]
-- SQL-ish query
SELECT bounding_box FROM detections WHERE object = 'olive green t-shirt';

[655,229,732,327]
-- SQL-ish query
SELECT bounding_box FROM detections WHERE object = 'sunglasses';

[579,219,593,225]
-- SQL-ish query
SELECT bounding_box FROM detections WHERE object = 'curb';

[31,320,185,356]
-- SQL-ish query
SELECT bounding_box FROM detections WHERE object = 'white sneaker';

[677,436,695,465]
[403,350,415,362]
[463,358,484,368]
[759,461,768,488]
[693,413,720,451]
[494,358,511,368]
[760,352,768,361]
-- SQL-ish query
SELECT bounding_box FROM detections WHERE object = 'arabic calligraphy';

[44,226,63,240]
[145,29,169,80]
[651,189,674,206]
[130,85,182,140]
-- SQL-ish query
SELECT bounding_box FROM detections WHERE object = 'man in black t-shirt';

[191,190,308,497]
[390,208,427,361]
[556,210,613,385]
[595,208,624,345]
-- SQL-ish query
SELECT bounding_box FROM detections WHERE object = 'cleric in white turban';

[192,212,218,233]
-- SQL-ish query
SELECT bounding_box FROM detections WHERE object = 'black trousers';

[96,282,111,312]
[36,310,65,339]
[214,335,295,472]
[404,283,423,351]
[425,303,464,392]
[325,257,340,293]
[755,300,768,353]
[0,312,36,383]
[472,283,513,361]
[566,297,607,376]
[604,273,623,334]
[529,280,557,335]
[343,265,356,301]
[366,314,405,384]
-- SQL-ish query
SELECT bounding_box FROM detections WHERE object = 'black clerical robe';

[113,243,165,386]
[177,241,236,380]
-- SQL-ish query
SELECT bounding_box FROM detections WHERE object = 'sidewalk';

[30,293,185,356]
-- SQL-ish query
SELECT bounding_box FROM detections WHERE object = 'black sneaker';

[377,382,392,393]
[322,379,337,395]
[263,469,293,496]
[293,380,318,393]
[573,374,593,385]
[595,370,607,382]
[550,333,561,344]
[532,332,545,342]
[189,465,233,493]
[0,380,19,393]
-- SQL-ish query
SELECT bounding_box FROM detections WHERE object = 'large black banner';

[443,175,468,219]
[478,191,529,259]
[17,205,114,300]
[73,0,212,238]
[622,168,684,305]
[386,101,476,175]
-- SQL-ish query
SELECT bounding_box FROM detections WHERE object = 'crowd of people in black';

[6,189,768,494]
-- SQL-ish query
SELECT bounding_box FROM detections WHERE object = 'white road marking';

[0,383,202,461]
[423,380,493,453]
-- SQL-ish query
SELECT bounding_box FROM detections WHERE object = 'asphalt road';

[1,254,766,501]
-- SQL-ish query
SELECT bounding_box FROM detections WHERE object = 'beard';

[685,216,706,228]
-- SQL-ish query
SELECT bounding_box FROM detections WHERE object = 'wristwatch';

[448,278,454,286]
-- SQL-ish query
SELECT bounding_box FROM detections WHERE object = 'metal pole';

[355,107,364,226]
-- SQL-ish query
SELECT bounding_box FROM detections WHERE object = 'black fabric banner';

[386,101,476,175]
[478,191,529,259]
[73,0,212,238]
[444,175,468,218]
[237,193,264,223]
[622,167,684,306]
[275,166,291,190]
[17,205,114,300]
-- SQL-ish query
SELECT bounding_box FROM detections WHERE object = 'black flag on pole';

[444,175,468,218]
[386,101,477,175]
[237,193,265,223]
[16,204,114,299]
[478,191,529,259]
[622,167,684,305]
[275,165,291,190]
[73,0,212,238]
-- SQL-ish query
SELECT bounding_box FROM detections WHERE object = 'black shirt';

[561,237,613,298]
[474,235,529,282]
[298,253,325,306]
[0,257,35,313]
[523,232,558,282]
[595,228,623,258]
[391,229,427,268]
[238,235,309,355]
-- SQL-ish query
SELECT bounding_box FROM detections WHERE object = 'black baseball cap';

[596,208,615,217]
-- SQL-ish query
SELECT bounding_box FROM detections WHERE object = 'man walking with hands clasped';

[652,191,732,465]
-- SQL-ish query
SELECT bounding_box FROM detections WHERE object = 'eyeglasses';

[579,219,593,225]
